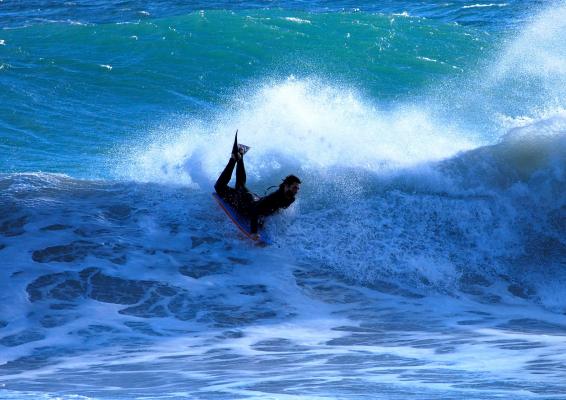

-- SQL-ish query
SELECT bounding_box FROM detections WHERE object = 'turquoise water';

[1,6,496,176]
[1,1,565,399]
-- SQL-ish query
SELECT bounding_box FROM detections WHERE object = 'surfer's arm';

[250,210,259,234]
[250,199,265,234]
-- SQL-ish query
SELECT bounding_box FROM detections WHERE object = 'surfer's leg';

[235,157,247,190]
[214,158,236,197]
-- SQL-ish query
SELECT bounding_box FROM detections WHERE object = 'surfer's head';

[280,175,301,199]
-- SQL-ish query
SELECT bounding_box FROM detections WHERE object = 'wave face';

[1,1,566,399]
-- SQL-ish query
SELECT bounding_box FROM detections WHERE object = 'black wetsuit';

[214,157,295,233]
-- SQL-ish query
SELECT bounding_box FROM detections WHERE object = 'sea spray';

[117,78,477,186]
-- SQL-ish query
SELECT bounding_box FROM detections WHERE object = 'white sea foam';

[425,2,566,141]
[284,17,312,24]
[488,3,566,100]
[2,139,566,397]
[117,78,476,187]
[462,3,508,9]
[416,56,437,63]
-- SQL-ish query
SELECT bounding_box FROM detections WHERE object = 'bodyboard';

[212,192,273,245]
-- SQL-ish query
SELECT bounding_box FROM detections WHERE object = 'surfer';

[214,132,301,239]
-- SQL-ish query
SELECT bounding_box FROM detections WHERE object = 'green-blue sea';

[1,1,565,399]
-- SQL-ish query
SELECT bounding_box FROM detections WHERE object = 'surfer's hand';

[251,233,260,241]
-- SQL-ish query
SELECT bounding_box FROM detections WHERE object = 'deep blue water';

[1,1,565,399]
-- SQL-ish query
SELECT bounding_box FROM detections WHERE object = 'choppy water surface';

[1,0,565,399]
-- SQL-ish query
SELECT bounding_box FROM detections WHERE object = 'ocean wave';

[115,77,477,186]
[4,112,564,307]
[2,3,566,398]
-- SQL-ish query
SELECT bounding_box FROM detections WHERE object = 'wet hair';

[280,174,301,190]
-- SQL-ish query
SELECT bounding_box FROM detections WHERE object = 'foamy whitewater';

[1,1,565,399]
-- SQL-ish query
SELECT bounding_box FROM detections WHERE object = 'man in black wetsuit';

[214,134,301,240]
